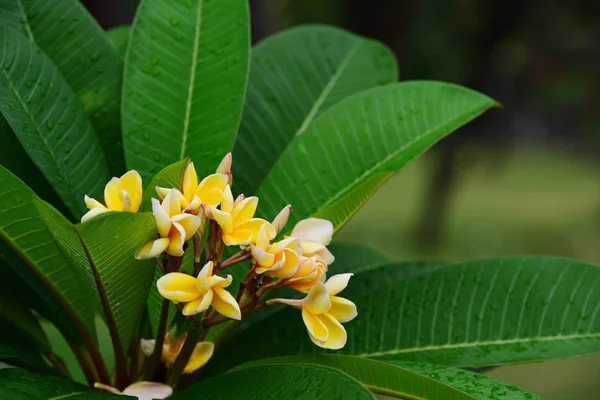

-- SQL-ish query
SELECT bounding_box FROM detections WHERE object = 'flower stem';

[45,351,71,379]
[166,318,203,387]
[145,298,170,380]
[220,250,251,270]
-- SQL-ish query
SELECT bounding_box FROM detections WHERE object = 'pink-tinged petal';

[166,222,186,257]
[121,381,173,400]
[212,287,241,320]
[182,291,213,316]
[182,162,198,205]
[220,185,234,213]
[135,238,170,260]
[233,193,244,206]
[161,189,184,217]
[152,198,171,238]
[81,207,109,223]
[302,283,331,314]
[84,195,105,210]
[222,230,253,246]
[324,273,353,296]
[205,207,233,233]
[329,297,357,323]
[157,272,200,302]
[171,213,201,239]
[183,342,214,374]
[120,170,143,212]
[291,218,333,245]
[196,174,228,207]
[251,246,275,270]
[302,308,328,343]
[215,152,232,174]
[206,273,232,289]
[196,261,214,292]
[104,177,124,211]
[232,196,258,223]
[315,313,347,349]
[271,205,291,234]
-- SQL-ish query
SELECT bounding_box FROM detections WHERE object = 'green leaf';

[123,0,250,182]
[234,355,540,400]
[76,212,157,350]
[256,82,497,231]
[147,265,176,337]
[233,25,398,195]
[0,295,50,353]
[0,26,111,217]
[140,158,188,212]
[0,368,120,399]
[0,0,23,32]
[0,165,98,345]
[327,242,389,275]
[107,25,131,58]
[8,0,126,174]
[172,364,374,399]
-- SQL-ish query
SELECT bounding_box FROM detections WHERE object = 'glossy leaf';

[233,25,398,195]
[172,364,374,399]
[0,0,22,31]
[0,26,110,217]
[256,82,497,231]
[107,25,131,58]
[123,0,250,182]
[235,355,539,400]
[5,0,126,173]
[0,165,97,344]
[0,369,120,399]
[77,212,157,349]
[327,242,389,275]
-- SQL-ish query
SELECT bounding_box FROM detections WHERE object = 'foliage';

[0,0,592,399]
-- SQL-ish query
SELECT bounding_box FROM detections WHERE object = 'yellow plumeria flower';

[157,261,241,319]
[95,381,172,399]
[81,170,142,222]
[268,273,357,349]
[252,224,301,278]
[205,185,275,246]
[140,334,214,374]
[156,162,228,214]
[284,256,327,292]
[290,218,335,265]
[135,189,201,259]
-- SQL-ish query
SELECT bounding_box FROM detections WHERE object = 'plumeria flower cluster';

[81,153,357,396]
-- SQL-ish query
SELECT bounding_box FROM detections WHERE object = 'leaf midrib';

[180,0,204,160]
[16,0,35,42]
[359,331,600,358]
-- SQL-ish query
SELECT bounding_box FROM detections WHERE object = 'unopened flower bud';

[272,205,291,234]
[216,152,232,174]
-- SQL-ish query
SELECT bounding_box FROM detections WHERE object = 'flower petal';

[205,207,233,233]
[182,162,199,205]
[197,174,228,207]
[269,237,297,254]
[171,213,201,239]
[155,186,171,200]
[255,223,270,250]
[251,246,275,270]
[152,198,171,238]
[291,218,333,245]
[182,291,213,316]
[212,287,241,320]
[197,261,214,292]
[185,195,202,213]
[302,283,331,314]
[324,273,353,296]
[162,189,184,217]
[302,308,328,343]
[104,177,123,211]
[220,185,234,213]
[81,207,109,223]
[183,342,214,374]
[120,170,143,212]
[235,219,274,244]
[301,242,334,265]
[271,205,291,234]
[157,272,200,302]
[135,238,170,260]
[216,152,232,174]
[222,229,253,246]
[84,195,105,210]
[329,296,358,323]
[140,339,155,357]
[315,313,347,349]
[232,196,258,223]
[272,248,299,278]
[166,222,186,257]
[206,273,232,289]
[121,382,173,400]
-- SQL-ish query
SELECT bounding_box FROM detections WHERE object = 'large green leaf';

[233,25,398,195]
[0,368,120,399]
[123,0,250,182]
[77,212,157,350]
[234,355,540,400]
[214,257,600,370]
[256,82,497,231]
[0,0,22,31]
[173,364,374,399]
[107,25,131,58]
[0,26,111,217]
[327,242,389,275]
[0,165,97,344]
[5,0,125,174]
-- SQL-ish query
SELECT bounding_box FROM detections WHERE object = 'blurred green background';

[86,0,600,397]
